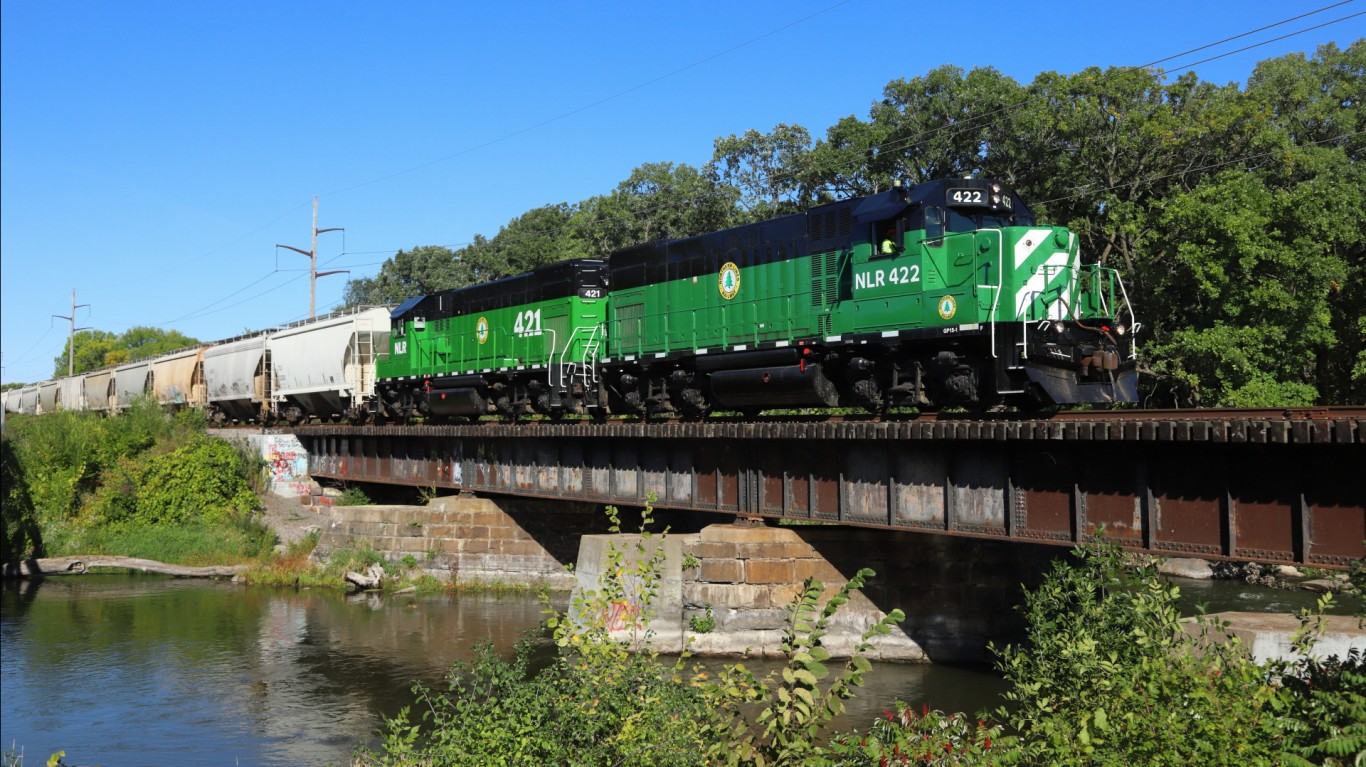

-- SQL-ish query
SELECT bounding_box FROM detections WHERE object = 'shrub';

[364,502,710,766]
[128,437,260,526]
[337,487,372,506]
[361,502,904,767]
[828,703,1002,766]
[990,544,1297,766]
[1,435,43,561]
[693,569,904,767]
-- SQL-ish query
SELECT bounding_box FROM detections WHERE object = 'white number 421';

[514,308,543,336]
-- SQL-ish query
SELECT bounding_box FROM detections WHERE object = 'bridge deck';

[294,410,1365,568]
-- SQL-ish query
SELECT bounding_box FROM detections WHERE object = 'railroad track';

[284,406,1366,446]
[275,405,1366,430]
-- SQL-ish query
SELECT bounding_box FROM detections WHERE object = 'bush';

[693,569,903,767]
[131,437,260,525]
[337,486,372,506]
[5,399,217,525]
[1,435,43,561]
[365,503,711,766]
[989,544,1292,766]
[4,404,268,566]
[362,503,904,767]
[828,704,1002,766]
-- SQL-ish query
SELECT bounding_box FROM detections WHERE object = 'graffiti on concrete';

[250,434,310,496]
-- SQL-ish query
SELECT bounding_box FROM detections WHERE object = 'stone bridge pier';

[574,522,1061,663]
[315,495,1065,662]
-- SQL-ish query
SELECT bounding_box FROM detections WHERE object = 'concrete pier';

[312,496,607,590]
[313,497,1067,662]
[571,522,1063,662]
[1187,612,1366,663]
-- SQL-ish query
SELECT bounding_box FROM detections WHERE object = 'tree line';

[31,44,1359,407]
[343,42,1364,407]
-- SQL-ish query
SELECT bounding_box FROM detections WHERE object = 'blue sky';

[2,0,1361,385]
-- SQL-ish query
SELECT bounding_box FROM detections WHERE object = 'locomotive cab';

[835,178,1138,407]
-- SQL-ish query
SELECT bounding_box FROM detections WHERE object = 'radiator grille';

[807,207,852,246]
[810,249,840,308]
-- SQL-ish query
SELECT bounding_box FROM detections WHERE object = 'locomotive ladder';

[353,312,376,395]
[553,325,603,407]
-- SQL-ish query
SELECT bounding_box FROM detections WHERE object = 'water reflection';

[2,576,1016,766]
[2,575,548,767]
[22,573,1337,765]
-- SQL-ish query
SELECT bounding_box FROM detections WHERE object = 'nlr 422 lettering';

[855,264,920,291]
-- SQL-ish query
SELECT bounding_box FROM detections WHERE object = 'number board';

[946,188,989,207]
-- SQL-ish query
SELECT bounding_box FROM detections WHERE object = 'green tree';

[483,203,591,277]
[51,329,119,377]
[341,245,463,308]
[707,123,817,221]
[574,161,740,253]
[1135,42,1366,405]
[53,327,198,377]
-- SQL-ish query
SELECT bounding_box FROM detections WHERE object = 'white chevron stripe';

[1014,229,1054,269]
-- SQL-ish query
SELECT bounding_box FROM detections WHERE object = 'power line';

[1139,0,1359,69]
[1162,11,1363,71]
[156,271,282,325]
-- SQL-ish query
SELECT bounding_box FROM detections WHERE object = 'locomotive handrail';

[1108,268,1141,359]
[542,328,560,387]
[1034,262,1141,361]
[554,324,605,389]
[979,229,1004,359]
[1035,263,1084,322]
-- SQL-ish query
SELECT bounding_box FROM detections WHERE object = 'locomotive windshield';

[944,207,1034,231]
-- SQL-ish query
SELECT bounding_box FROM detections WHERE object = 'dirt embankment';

[257,492,329,549]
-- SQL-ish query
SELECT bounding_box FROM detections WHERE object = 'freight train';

[3,308,391,425]
[4,178,1139,423]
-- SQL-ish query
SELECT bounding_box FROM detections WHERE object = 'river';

[2,575,1012,767]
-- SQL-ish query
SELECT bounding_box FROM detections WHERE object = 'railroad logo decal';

[937,295,957,320]
[718,262,741,300]
[475,316,490,344]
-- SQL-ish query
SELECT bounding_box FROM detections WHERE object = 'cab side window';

[925,206,944,240]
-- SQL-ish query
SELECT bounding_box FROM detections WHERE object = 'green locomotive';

[376,178,1137,420]
[601,177,1137,414]
[376,259,608,419]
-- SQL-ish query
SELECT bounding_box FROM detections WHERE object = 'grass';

[48,518,275,566]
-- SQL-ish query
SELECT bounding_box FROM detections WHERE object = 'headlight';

[1054,322,1067,334]
[1116,324,1128,336]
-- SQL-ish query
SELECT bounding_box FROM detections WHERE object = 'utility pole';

[277,196,346,320]
[53,289,91,377]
